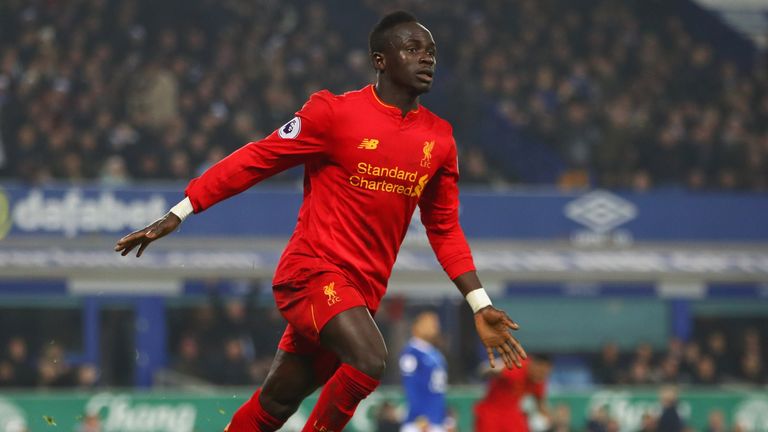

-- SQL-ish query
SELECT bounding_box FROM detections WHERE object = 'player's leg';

[301,306,386,431]
[227,348,322,431]
[319,306,388,377]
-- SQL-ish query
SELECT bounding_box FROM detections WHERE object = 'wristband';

[466,288,492,313]
[169,197,194,221]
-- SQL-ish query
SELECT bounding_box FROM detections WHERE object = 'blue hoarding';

[0,184,766,242]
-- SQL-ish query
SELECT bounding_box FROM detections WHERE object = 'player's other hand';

[114,212,181,257]
[474,306,526,370]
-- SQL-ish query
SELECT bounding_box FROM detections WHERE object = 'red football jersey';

[479,361,546,408]
[474,361,546,432]
[185,85,475,311]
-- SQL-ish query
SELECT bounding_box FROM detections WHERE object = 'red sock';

[227,388,284,432]
[302,364,380,432]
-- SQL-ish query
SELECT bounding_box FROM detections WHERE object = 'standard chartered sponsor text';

[350,162,428,197]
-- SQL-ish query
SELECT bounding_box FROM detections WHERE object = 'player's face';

[529,360,552,383]
[414,312,441,342]
[384,22,437,94]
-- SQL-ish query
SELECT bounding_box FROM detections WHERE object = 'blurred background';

[0,0,767,431]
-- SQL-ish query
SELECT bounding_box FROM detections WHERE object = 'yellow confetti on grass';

[43,415,57,426]
[218,407,227,415]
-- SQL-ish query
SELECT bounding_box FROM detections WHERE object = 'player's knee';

[348,345,387,379]
[259,388,301,420]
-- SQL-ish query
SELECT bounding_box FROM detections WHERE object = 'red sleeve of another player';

[184,91,334,212]
[418,135,476,280]
[530,380,547,400]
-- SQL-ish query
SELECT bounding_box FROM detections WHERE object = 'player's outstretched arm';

[454,271,527,370]
[474,306,526,370]
[116,194,195,257]
[114,211,181,257]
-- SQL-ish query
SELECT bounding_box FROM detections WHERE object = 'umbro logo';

[565,190,637,233]
[358,138,379,150]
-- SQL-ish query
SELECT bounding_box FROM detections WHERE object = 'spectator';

[634,343,655,367]
[173,334,205,379]
[37,342,75,387]
[374,400,400,432]
[607,419,622,432]
[0,359,12,387]
[637,412,656,432]
[99,155,130,185]
[692,355,718,385]
[592,342,623,385]
[627,360,653,385]
[738,351,765,384]
[76,364,100,389]
[705,331,733,378]
[1,337,37,387]
[656,355,681,384]
[738,328,764,384]
[549,404,572,432]
[657,386,684,432]
[76,413,102,432]
[680,342,701,382]
[209,337,253,386]
[1,0,768,189]
[585,406,610,432]
[741,328,761,357]
[666,338,684,362]
[705,410,726,432]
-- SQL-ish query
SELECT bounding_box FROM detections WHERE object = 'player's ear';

[371,52,385,72]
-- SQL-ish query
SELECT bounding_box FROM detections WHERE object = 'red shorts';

[273,271,368,377]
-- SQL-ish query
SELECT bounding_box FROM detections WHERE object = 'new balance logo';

[358,138,379,149]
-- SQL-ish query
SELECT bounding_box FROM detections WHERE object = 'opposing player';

[399,311,452,432]
[474,354,552,432]
[115,11,526,432]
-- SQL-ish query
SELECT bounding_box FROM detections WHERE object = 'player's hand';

[474,306,526,369]
[114,212,181,257]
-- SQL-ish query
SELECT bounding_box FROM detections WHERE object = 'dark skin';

[115,20,525,425]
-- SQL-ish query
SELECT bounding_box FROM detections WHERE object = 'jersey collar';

[409,337,435,352]
[368,84,420,118]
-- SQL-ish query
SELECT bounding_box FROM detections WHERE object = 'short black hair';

[369,11,418,53]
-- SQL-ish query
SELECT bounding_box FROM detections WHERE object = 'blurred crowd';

[1,295,766,432]
[1,0,767,189]
[2,297,765,389]
[583,387,751,432]
[0,0,367,184]
[166,285,286,386]
[591,329,766,386]
[0,336,98,389]
[166,284,413,386]
[371,390,752,432]
[378,0,768,189]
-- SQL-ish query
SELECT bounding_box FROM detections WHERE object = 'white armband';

[466,288,492,313]
[169,197,194,222]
